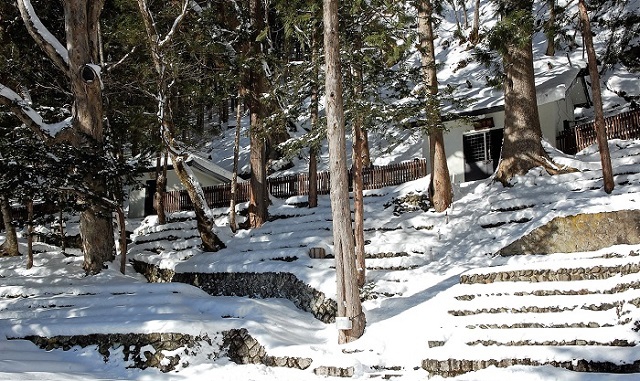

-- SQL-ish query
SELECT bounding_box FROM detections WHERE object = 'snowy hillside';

[2,139,640,380]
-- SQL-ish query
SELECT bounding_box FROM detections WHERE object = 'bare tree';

[470,0,481,44]
[308,26,320,209]
[545,0,557,56]
[324,0,366,344]
[578,0,614,193]
[136,0,225,251]
[418,0,453,212]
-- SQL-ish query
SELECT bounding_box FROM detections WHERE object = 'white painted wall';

[127,167,229,218]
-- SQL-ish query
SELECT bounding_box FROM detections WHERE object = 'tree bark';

[308,26,320,209]
[26,198,33,269]
[324,0,366,344]
[578,0,614,193]
[419,0,453,212]
[229,91,242,232]
[0,195,20,257]
[173,155,225,251]
[247,0,269,228]
[470,0,480,44]
[63,0,114,274]
[154,151,167,224]
[494,1,553,185]
[352,32,366,288]
[545,0,557,56]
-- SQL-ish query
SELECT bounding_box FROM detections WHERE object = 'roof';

[140,153,236,183]
[453,65,583,117]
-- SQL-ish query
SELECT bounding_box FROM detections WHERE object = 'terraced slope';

[422,251,640,377]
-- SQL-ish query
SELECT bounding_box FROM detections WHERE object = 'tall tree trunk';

[229,91,242,232]
[26,198,33,269]
[308,26,320,209]
[470,0,480,44]
[419,0,453,212]
[154,152,167,224]
[136,0,225,250]
[324,0,366,344]
[247,0,269,228]
[58,198,66,255]
[63,0,114,274]
[0,195,19,257]
[460,0,469,29]
[545,0,557,56]
[579,0,614,193]
[494,1,553,184]
[351,32,366,287]
[154,151,167,224]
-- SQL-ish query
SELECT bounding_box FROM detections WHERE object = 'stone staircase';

[421,251,640,377]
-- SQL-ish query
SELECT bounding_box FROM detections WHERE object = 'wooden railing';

[556,109,640,154]
[164,158,428,213]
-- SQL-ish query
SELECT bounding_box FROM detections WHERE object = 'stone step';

[459,255,640,285]
[450,325,639,347]
[453,308,631,330]
[421,345,640,377]
[448,289,640,316]
[453,271,640,300]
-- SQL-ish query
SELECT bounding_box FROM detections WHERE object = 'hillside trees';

[324,0,366,344]
[0,0,117,274]
[135,0,225,251]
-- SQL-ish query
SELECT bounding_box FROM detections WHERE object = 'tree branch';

[0,83,72,141]
[16,0,69,75]
[159,0,190,48]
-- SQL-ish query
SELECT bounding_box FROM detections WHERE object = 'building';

[426,65,590,183]
[128,154,234,218]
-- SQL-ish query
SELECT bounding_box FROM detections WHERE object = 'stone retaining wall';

[22,332,218,373]
[173,271,338,323]
[20,329,313,373]
[422,357,640,377]
[499,210,640,256]
[459,261,640,285]
[130,260,338,323]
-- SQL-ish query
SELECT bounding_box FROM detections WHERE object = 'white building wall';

[127,167,229,218]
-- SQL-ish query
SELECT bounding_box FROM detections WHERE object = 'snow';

[2,1,640,380]
[3,138,640,380]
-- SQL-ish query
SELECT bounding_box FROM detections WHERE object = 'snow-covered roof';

[448,64,583,117]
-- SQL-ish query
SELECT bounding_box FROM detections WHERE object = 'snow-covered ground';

[2,139,640,380]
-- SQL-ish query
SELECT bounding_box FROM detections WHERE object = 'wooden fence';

[164,158,428,213]
[556,109,640,154]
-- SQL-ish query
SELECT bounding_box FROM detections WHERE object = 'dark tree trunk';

[579,0,614,193]
[419,0,453,212]
[352,32,366,288]
[230,91,242,233]
[545,0,557,56]
[324,0,366,344]
[154,151,167,224]
[62,0,115,274]
[26,199,33,269]
[470,0,480,44]
[494,1,553,184]
[308,26,320,209]
[247,0,269,228]
[0,195,20,257]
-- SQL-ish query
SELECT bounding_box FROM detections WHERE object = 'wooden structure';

[557,109,640,154]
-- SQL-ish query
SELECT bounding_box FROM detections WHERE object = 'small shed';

[426,65,590,183]
[128,154,234,218]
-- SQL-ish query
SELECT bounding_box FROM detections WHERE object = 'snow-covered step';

[459,256,640,285]
[453,307,632,330]
[422,345,640,377]
[447,288,640,316]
